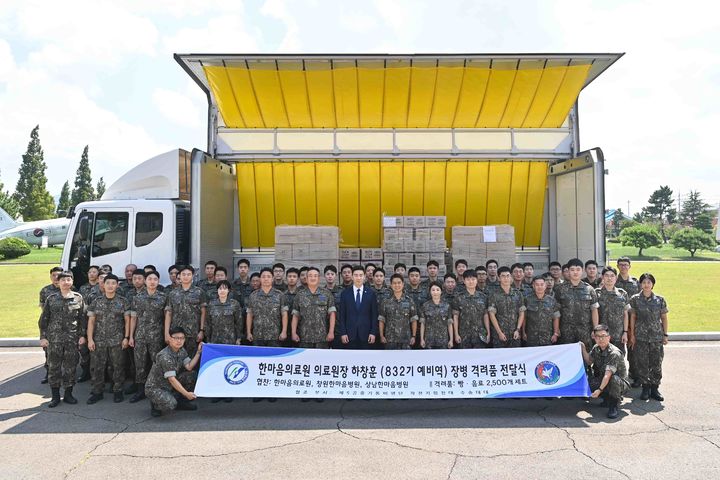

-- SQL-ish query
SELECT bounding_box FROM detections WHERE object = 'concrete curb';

[1,332,719,347]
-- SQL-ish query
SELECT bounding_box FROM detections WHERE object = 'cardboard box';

[427,239,447,251]
[339,248,361,261]
[382,216,403,228]
[452,244,488,256]
[383,228,399,242]
[425,216,447,228]
[274,226,339,244]
[429,252,445,263]
[361,248,384,261]
[403,216,426,228]
[383,253,398,264]
[411,265,428,276]
[396,228,414,241]
[291,243,310,259]
[429,228,445,240]
[398,253,414,265]
[383,241,405,253]
[404,239,428,251]
[414,253,430,265]
[274,243,293,259]
[414,229,430,241]
[308,244,339,258]
[438,264,447,275]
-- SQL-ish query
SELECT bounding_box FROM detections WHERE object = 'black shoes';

[41,373,49,385]
[63,387,77,404]
[123,383,138,395]
[150,403,162,417]
[87,393,104,404]
[48,388,61,408]
[129,384,146,403]
[77,368,91,383]
[640,386,651,400]
[607,401,619,419]
[176,399,197,411]
[631,378,641,388]
[650,386,664,401]
[113,391,124,403]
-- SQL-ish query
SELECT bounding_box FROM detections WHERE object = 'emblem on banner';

[534,361,560,385]
[224,360,249,385]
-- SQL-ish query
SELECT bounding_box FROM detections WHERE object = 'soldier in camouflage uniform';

[120,269,146,301]
[420,260,441,291]
[77,266,101,382]
[207,280,243,345]
[145,327,202,416]
[78,265,100,299]
[127,270,167,403]
[196,260,217,292]
[272,263,288,292]
[615,256,640,385]
[549,261,563,286]
[488,267,525,348]
[523,276,561,347]
[279,268,301,346]
[580,324,630,419]
[554,258,600,350]
[164,265,207,358]
[370,268,392,307]
[630,273,669,402]
[118,264,137,292]
[324,265,344,305]
[204,266,229,301]
[120,268,146,392]
[166,264,180,290]
[442,273,458,304]
[485,260,501,295]
[39,271,86,407]
[38,266,63,384]
[420,282,453,349]
[596,267,630,354]
[582,260,602,289]
[511,263,533,297]
[233,258,253,298]
[452,270,490,348]
[475,266,488,294]
[291,267,336,349]
[246,268,285,347]
[453,260,468,295]
[86,274,131,404]
[405,267,427,310]
[379,274,418,350]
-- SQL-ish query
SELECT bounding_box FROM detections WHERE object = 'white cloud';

[152,85,204,129]
[0,39,16,83]
[161,13,261,54]
[261,0,301,51]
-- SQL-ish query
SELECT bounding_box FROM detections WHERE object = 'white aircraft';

[0,207,71,246]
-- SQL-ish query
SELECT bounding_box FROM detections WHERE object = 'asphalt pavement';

[0,343,718,479]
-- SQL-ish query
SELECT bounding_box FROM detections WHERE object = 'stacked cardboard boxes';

[338,247,384,265]
[451,225,516,268]
[274,226,340,269]
[382,216,448,276]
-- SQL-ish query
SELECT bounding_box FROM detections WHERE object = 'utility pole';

[627,200,630,216]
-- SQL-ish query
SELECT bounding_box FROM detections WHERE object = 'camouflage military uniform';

[79,282,98,301]
[523,294,560,347]
[370,284,392,308]
[88,295,131,394]
[248,288,284,346]
[405,285,428,311]
[419,277,441,291]
[130,290,167,384]
[596,287,630,353]
[452,290,489,348]
[630,293,668,386]
[273,280,288,292]
[39,292,86,388]
[588,343,630,401]
[420,300,452,349]
[441,290,456,305]
[554,281,599,350]
[487,289,525,348]
[379,294,418,349]
[582,276,602,289]
[485,279,501,295]
[85,284,103,306]
[327,285,344,336]
[39,284,60,307]
[617,275,640,380]
[232,277,254,305]
[292,287,336,348]
[207,298,243,345]
[165,286,207,357]
[196,278,215,292]
[145,346,197,412]
[513,282,533,297]
[77,283,98,371]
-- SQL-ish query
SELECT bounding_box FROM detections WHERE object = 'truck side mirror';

[79,217,89,241]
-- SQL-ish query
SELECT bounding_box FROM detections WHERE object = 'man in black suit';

[338,265,379,350]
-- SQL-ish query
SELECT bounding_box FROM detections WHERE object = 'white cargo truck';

[61,53,623,285]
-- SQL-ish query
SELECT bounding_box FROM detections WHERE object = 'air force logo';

[224,360,249,385]
[534,361,560,385]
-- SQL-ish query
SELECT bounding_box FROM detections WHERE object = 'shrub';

[670,227,716,257]
[0,237,32,259]
[618,224,663,256]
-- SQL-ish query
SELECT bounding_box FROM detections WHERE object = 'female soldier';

[206,280,243,403]
[629,273,669,402]
[419,282,453,349]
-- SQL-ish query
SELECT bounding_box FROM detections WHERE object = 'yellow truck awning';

[176,53,622,129]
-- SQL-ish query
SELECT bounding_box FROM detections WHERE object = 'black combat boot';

[607,400,619,419]
[77,367,91,383]
[87,392,104,404]
[650,385,664,401]
[41,371,49,384]
[129,384,146,403]
[176,398,198,411]
[123,382,138,395]
[631,378,641,388]
[63,387,77,404]
[113,391,124,403]
[640,385,650,400]
[48,388,61,408]
[150,403,162,417]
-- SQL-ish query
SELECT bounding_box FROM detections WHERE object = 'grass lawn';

[0,246,64,265]
[1,262,718,337]
[607,242,720,261]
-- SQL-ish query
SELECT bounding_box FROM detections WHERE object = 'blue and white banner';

[196,343,590,399]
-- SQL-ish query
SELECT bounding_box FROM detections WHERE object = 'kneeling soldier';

[38,270,86,407]
[146,327,202,416]
[580,324,630,419]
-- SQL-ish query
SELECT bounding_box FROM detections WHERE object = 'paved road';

[1,343,718,479]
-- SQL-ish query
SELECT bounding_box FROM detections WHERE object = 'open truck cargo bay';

[62,53,622,283]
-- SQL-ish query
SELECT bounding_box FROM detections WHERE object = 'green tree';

[694,212,714,234]
[641,186,676,242]
[95,177,106,199]
[618,224,663,256]
[0,237,32,259]
[56,181,71,217]
[0,168,20,219]
[670,227,716,257]
[12,126,55,221]
[71,145,94,207]
[679,190,711,227]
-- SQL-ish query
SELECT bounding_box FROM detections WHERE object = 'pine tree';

[641,185,676,242]
[71,145,95,208]
[0,169,20,219]
[56,181,71,217]
[95,177,106,199]
[12,126,55,221]
[679,190,711,227]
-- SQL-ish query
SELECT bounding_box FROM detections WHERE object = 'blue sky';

[1,0,718,214]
